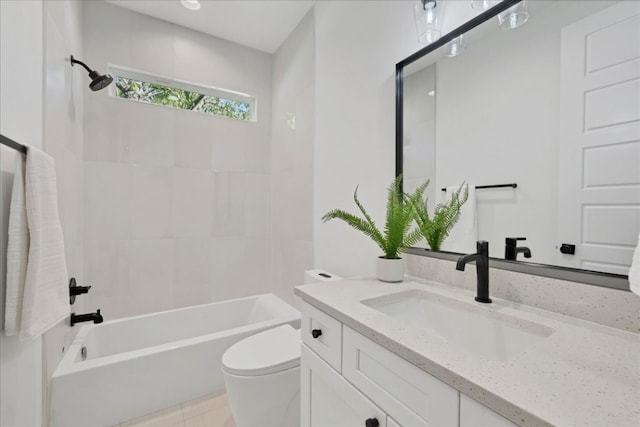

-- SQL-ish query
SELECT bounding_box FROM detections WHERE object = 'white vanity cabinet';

[301,302,519,427]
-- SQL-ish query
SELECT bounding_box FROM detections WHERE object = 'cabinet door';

[460,394,518,427]
[301,345,386,427]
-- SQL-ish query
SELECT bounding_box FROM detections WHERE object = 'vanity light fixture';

[180,0,201,11]
[414,0,445,45]
[498,0,529,30]
[446,35,467,57]
[470,0,497,11]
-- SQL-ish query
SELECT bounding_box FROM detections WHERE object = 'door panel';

[558,1,640,273]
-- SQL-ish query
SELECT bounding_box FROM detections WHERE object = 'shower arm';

[70,55,94,74]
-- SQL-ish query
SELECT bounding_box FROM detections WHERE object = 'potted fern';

[407,181,469,251]
[321,176,422,282]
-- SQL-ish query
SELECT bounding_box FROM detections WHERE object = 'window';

[109,65,256,121]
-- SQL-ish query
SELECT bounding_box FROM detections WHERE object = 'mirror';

[397,0,639,290]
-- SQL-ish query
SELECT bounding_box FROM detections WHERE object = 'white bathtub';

[50,293,300,427]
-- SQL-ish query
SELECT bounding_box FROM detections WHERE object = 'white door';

[558,1,640,274]
[300,345,387,427]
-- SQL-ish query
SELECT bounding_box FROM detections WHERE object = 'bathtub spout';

[70,309,103,326]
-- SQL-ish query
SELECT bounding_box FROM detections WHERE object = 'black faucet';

[505,237,532,261]
[70,309,103,326]
[456,241,491,303]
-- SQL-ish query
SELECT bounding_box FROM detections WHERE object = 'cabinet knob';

[365,418,379,427]
[311,329,322,339]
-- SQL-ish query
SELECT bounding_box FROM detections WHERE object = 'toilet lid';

[222,324,301,376]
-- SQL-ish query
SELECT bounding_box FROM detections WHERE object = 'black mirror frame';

[395,0,630,291]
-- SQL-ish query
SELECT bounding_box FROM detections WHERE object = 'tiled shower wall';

[271,10,315,305]
[81,2,273,319]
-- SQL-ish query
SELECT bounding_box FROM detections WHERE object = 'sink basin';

[362,289,554,361]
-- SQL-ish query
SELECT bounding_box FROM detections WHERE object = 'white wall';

[314,1,439,277]
[271,9,315,304]
[1,1,85,426]
[81,2,274,319]
[1,2,45,426]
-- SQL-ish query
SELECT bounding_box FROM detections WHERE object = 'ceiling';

[104,0,315,54]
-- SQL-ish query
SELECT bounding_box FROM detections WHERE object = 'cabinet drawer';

[343,326,459,427]
[301,302,343,372]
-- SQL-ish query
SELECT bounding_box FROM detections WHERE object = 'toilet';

[221,270,341,427]
[222,324,301,427]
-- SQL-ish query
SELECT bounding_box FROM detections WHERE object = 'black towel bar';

[1,134,28,154]
[441,183,517,192]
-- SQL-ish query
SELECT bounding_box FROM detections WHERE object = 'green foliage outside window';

[114,76,251,121]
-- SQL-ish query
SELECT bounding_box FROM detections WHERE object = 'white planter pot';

[376,257,404,283]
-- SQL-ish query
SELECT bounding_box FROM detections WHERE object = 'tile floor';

[114,392,236,427]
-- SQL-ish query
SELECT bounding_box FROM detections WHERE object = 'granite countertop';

[294,277,640,427]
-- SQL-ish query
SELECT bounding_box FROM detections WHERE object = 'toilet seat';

[222,324,300,376]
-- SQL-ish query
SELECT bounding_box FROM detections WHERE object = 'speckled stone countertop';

[294,277,640,427]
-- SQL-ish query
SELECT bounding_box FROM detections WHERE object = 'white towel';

[440,185,477,254]
[4,155,29,335]
[629,233,640,297]
[19,148,69,339]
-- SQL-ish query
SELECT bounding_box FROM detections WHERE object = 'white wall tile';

[244,173,270,236]
[83,98,131,163]
[271,9,315,293]
[174,112,213,169]
[129,239,174,314]
[173,238,213,288]
[211,172,245,236]
[245,119,272,174]
[172,168,213,237]
[211,118,246,172]
[173,284,212,309]
[127,102,176,167]
[84,162,131,240]
[210,236,246,301]
[270,237,312,291]
[131,165,172,238]
[244,236,272,295]
[83,239,131,319]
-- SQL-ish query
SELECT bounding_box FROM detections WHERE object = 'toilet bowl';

[222,270,342,426]
[222,324,301,427]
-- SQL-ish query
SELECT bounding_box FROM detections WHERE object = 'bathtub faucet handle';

[69,277,92,304]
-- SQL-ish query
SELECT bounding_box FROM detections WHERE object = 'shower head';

[70,55,113,91]
[87,71,113,91]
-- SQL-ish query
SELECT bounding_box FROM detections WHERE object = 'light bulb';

[180,0,201,11]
